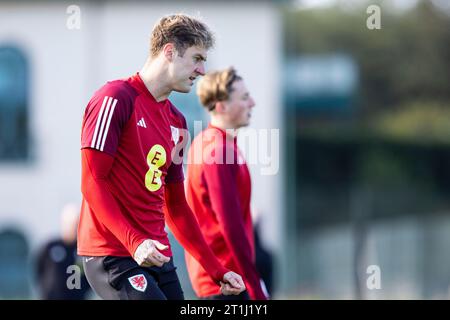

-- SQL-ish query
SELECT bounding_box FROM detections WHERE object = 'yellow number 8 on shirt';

[145,144,166,192]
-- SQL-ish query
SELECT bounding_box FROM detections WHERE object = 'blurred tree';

[284,0,450,115]
[284,0,450,299]
[371,102,450,145]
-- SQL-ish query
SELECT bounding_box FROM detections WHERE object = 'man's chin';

[236,122,250,129]
[173,86,191,94]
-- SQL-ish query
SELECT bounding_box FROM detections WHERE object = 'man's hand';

[220,271,246,295]
[133,239,170,267]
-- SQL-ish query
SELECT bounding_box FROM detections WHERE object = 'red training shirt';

[78,73,187,257]
[185,125,267,299]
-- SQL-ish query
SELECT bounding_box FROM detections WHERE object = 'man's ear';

[162,43,175,62]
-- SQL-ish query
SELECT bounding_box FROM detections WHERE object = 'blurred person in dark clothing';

[35,203,90,299]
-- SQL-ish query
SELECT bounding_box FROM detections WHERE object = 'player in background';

[35,203,91,299]
[78,14,245,300]
[185,67,269,300]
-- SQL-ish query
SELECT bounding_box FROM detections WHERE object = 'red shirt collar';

[130,72,167,104]
[207,123,237,143]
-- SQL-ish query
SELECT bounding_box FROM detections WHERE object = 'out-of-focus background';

[0,0,449,299]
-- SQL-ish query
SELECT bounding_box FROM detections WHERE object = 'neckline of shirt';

[207,123,238,143]
[132,72,169,106]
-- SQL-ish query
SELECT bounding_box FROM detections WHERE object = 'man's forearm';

[164,181,229,283]
[81,149,147,256]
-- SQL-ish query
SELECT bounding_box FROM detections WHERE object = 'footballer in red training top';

[185,67,269,300]
[77,14,245,300]
[79,73,185,258]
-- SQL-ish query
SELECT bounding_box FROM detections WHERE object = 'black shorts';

[82,256,184,300]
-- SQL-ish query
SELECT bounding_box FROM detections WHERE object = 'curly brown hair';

[150,14,215,57]
[196,67,242,111]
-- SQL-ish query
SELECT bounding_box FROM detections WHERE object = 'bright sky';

[294,0,450,14]
[294,0,419,11]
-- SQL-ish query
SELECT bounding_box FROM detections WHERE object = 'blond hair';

[150,14,214,57]
[196,67,242,111]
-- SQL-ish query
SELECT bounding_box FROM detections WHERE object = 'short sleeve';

[81,82,134,156]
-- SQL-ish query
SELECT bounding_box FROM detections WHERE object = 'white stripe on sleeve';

[100,98,118,151]
[95,96,113,150]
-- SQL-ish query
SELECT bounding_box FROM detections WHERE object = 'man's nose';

[249,97,256,108]
[196,63,205,76]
